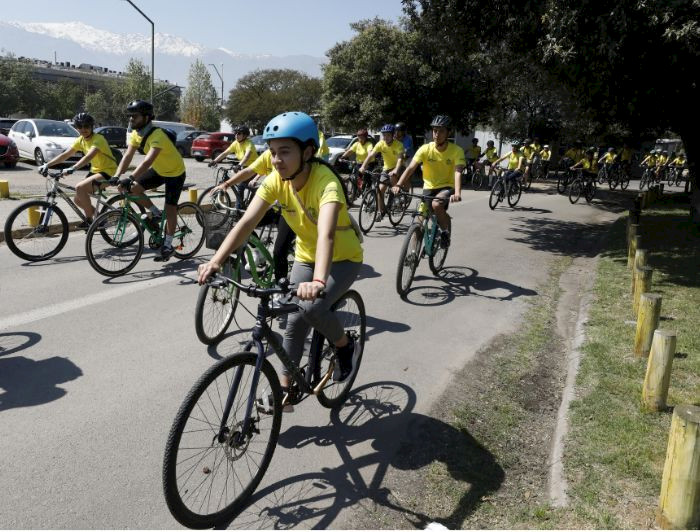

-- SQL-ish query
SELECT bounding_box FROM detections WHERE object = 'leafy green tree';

[180,59,220,130]
[0,56,43,116]
[226,69,322,130]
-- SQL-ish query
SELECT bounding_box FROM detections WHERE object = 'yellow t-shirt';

[644,155,657,167]
[565,148,582,161]
[620,148,632,162]
[603,152,616,164]
[484,146,498,162]
[466,145,481,160]
[224,139,256,167]
[522,145,535,161]
[316,131,329,158]
[348,140,373,163]
[507,151,523,170]
[656,155,668,166]
[530,143,542,154]
[413,142,466,190]
[671,157,686,166]
[256,164,363,263]
[128,127,185,177]
[249,149,273,176]
[373,139,405,171]
[540,149,552,161]
[580,158,598,172]
[72,133,117,176]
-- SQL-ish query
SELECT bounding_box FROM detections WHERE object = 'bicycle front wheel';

[358,189,377,234]
[387,192,407,227]
[163,352,282,529]
[314,290,366,409]
[173,202,205,259]
[507,180,522,207]
[429,217,451,275]
[4,200,69,261]
[194,259,241,345]
[489,181,504,210]
[197,186,232,213]
[98,195,145,247]
[556,174,568,194]
[86,209,143,276]
[568,179,583,204]
[395,223,423,297]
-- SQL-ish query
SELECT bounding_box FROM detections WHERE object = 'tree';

[180,59,220,131]
[226,69,322,130]
[0,56,43,116]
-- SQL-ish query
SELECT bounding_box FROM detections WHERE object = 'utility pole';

[208,63,224,107]
[125,0,154,103]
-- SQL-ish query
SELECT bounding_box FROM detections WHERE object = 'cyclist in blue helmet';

[198,111,363,402]
[358,123,406,221]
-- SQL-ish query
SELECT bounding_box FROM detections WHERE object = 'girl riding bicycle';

[198,111,363,397]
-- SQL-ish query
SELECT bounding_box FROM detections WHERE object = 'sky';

[3,0,406,56]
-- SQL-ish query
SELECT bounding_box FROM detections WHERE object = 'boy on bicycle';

[493,142,525,184]
[114,99,186,262]
[209,125,256,208]
[392,115,464,248]
[359,124,405,220]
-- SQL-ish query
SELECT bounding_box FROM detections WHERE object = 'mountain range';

[0,21,326,89]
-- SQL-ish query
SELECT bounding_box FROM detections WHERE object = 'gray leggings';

[283,260,362,375]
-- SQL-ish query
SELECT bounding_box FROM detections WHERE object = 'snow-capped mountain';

[0,20,325,87]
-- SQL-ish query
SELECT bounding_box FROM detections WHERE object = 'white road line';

[0,275,182,331]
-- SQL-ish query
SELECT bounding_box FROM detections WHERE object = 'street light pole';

[125,0,154,103]
[208,63,224,107]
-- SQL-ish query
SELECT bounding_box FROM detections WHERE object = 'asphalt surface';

[0,161,643,528]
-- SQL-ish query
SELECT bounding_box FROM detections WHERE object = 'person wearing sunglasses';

[37,112,117,229]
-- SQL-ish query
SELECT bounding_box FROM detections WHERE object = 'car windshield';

[327,137,352,148]
[35,120,78,137]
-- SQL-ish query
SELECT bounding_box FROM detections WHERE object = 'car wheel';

[211,150,222,160]
[194,156,205,162]
[34,148,45,166]
[4,161,17,168]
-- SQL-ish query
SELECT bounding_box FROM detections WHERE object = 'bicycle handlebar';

[206,274,325,301]
[395,191,449,204]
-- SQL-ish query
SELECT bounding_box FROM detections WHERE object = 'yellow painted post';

[634,293,662,357]
[0,180,9,198]
[658,405,700,529]
[633,266,653,315]
[642,330,676,411]
[188,189,198,203]
[631,249,648,295]
[27,206,41,227]
[628,224,640,268]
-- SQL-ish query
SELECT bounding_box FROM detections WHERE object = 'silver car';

[9,119,80,165]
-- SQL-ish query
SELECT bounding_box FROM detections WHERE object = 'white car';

[326,135,355,166]
[9,119,80,166]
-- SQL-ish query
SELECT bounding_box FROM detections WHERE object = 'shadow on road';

[220,381,503,530]
[0,331,42,357]
[99,256,205,286]
[22,255,86,267]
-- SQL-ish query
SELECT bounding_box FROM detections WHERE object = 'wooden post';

[631,249,648,295]
[637,192,645,211]
[642,330,676,411]
[633,266,653,315]
[658,405,700,529]
[188,189,198,203]
[634,293,662,357]
[628,224,640,267]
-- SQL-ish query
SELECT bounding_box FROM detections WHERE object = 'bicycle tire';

[568,179,583,204]
[196,186,233,212]
[343,177,358,205]
[215,167,228,185]
[488,181,504,210]
[387,192,407,227]
[585,180,596,203]
[98,195,145,246]
[523,171,533,191]
[4,200,69,262]
[173,202,205,259]
[395,223,423,297]
[597,168,606,185]
[556,174,568,194]
[620,174,630,190]
[163,352,282,529]
[428,217,451,275]
[194,258,241,345]
[85,209,144,276]
[639,171,648,191]
[472,169,484,190]
[358,189,377,234]
[507,179,522,207]
[314,290,366,409]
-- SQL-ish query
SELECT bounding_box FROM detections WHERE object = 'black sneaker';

[333,334,356,383]
[440,230,451,249]
[77,219,93,230]
[143,213,161,233]
[154,243,175,262]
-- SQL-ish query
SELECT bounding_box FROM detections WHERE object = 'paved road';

[1,174,628,528]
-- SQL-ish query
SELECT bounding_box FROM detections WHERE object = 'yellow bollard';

[628,230,640,269]
[188,189,198,203]
[634,293,662,358]
[642,329,676,411]
[27,206,41,227]
[633,265,653,315]
[631,249,648,295]
[0,180,9,198]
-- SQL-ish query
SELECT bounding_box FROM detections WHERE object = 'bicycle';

[568,169,596,204]
[3,170,144,262]
[488,167,522,210]
[162,275,366,528]
[84,185,205,277]
[395,193,451,297]
[639,166,655,191]
[196,161,245,212]
[357,169,411,233]
[462,160,486,190]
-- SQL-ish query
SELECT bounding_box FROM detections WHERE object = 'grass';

[562,194,700,528]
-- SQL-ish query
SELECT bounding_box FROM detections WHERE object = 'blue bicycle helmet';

[263,111,319,149]
[380,124,395,134]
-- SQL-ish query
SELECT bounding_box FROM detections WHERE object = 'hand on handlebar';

[38,164,49,176]
[208,161,218,168]
[450,193,462,203]
[297,280,324,301]
[117,177,134,193]
[197,261,221,285]
[391,185,402,195]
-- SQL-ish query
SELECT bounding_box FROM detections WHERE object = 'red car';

[190,132,235,162]
[0,133,19,168]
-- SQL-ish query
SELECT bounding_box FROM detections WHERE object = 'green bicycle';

[395,193,451,297]
[84,186,205,277]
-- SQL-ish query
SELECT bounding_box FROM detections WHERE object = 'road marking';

[0,275,183,331]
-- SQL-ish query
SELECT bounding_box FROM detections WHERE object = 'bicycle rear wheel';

[507,180,522,207]
[488,181,504,210]
[472,169,485,190]
[429,218,451,274]
[584,180,596,203]
[395,223,423,297]
[568,179,583,204]
[556,174,568,194]
[173,202,205,259]
[85,209,143,276]
[163,352,282,529]
[194,259,241,345]
[358,189,377,234]
[4,200,69,262]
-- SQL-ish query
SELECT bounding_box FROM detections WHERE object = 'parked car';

[8,119,80,165]
[0,133,20,168]
[250,134,267,155]
[0,118,18,136]
[124,120,196,146]
[95,126,128,149]
[190,132,236,162]
[175,130,208,158]
[326,135,355,166]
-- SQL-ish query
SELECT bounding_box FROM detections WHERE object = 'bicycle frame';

[110,190,192,245]
[41,174,113,225]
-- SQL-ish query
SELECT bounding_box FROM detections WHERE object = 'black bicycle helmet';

[235,125,250,136]
[126,99,154,117]
[395,122,407,131]
[73,112,94,127]
[430,115,452,128]
[524,138,532,145]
